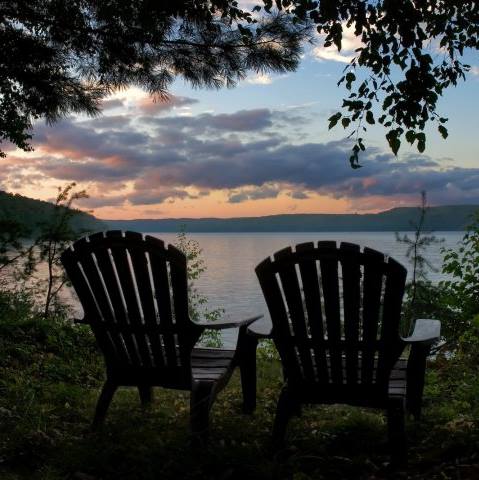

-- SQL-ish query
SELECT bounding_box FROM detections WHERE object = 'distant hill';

[0,191,107,235]
[105,205,479,232]
[1,191,476,234]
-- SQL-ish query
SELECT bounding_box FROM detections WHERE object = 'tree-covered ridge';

[107,205,479,232]
[0,190,106,235]
[1,191,476,233]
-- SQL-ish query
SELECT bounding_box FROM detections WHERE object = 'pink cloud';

[136,95,198,114]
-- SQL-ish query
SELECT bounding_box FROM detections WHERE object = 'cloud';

[136,95,198,114]
[145,108,276,133]
[101,98,125,110]
[12,102,479,211]
[228,185,281,203]
[289,190,309,200]
[312,48,355,64]
[471,66,479,76]
[312,25,363,63]
[245,73,273,85]
[80,115,131,130]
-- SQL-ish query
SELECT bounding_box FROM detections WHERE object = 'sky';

[2,24,479,220]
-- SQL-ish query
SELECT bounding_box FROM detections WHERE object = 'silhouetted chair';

[251,241,440,462]
[61,231,262,440]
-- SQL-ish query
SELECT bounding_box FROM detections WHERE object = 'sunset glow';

[2,49,478,220]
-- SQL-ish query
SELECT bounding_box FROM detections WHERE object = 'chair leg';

[92,381,117,430]
[237,326,258,414]
[138,386,153,407]
[272,387,298,449]
[387,395,407,465]
[190,381,215,443]
[407,344,429,420]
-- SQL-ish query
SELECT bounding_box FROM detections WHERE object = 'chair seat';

[191,348,236,383]
[389,358,407,397]
[289,357,408,407]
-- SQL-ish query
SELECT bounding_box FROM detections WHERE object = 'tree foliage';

[265,0,478,165]
[35,183,89,317]
[441,212,479,333]
[396,191,443,310]
[1,1,477,164]
[0,1,308,156]
[0,183,91,317]
[174,229,223,347]
[395,192,444,338]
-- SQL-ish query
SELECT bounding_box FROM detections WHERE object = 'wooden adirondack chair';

[251,241,440,462]
[61,231,262,440]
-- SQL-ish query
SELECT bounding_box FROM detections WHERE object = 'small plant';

[174,229,223,347]
[396,191,443,330]
[439,212,479,352]
[34,183,90,317]
[0,184,91,317]
[0,217,37,280]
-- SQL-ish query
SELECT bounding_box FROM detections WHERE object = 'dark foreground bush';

[1,290,479,480]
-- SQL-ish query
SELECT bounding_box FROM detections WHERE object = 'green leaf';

[438,125,448,139]
[345,71,356,90]
[328,112,342,130]
[365,111,375,125]
[416,132,426,143]
[341,117,351,128]
[345,72,356,83]
[417,140,426,153]
[386,131,401,155]
[349,151,362,168]
[383,96,393,110]
[405,130,416,144]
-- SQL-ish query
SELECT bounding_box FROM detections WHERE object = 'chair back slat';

[317,241,343,384]
[274,247,316,383]
[127,232,165,367]
[61,231,203,382]
[106,231,152,368]
[145,236,178,366]
[128,234,165,368]
[377,257,407,384]
[167,243,198,366]
[361,247,385,384]
[340,242,361,384]
[256,241,407,393]
[62,244,127,364]
[296,242,328,382]
[68,234,135,365]
[255,257,302,380]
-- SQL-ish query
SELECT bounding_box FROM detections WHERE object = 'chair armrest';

[195,314,263,330]
[73,318,89,325]
[402,319,441,346]
[246,317,273,339]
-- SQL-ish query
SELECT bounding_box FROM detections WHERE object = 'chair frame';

[61,230,262,440]
[250,241,440,463]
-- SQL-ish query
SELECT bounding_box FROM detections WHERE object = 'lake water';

[63,231,463,347]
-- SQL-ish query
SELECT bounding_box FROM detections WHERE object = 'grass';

[2,304,479,479]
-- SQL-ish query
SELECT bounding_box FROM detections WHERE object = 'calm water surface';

[145,232,462,345]
[63,232,462,347]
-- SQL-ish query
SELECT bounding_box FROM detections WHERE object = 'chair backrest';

[61,231,203,385]
[255,241,407,392]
